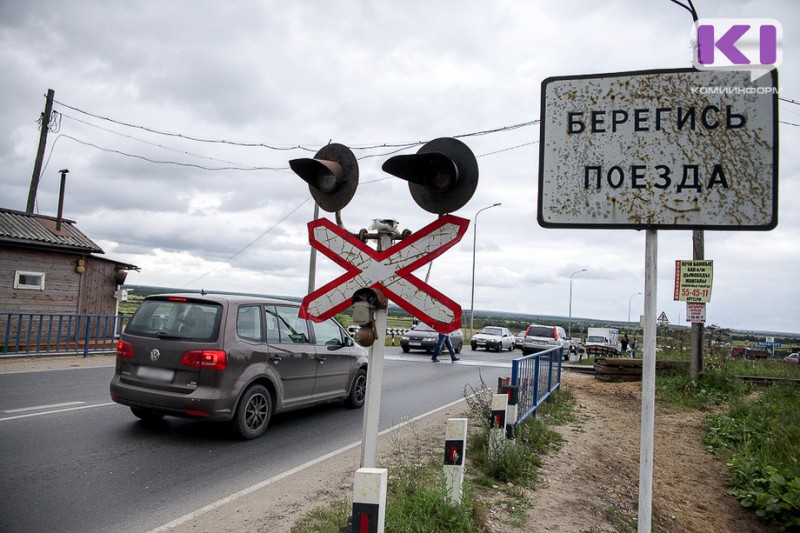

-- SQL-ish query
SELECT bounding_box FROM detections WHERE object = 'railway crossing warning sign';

[299,215,469,333]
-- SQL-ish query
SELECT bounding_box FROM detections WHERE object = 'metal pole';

[628,292,642,326]
[638,229,658,533]
[567,269,587,339]
[360,228,393,469]
[469,203,500,338]
[307,203,320,295]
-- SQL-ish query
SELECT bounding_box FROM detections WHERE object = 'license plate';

[409,341,421,346]
[137,366,175,383]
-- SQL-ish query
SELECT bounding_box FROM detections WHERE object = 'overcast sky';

[1,1,798,335]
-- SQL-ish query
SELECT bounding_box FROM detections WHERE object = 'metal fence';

[1,312,129,358]
[511,346,563,425]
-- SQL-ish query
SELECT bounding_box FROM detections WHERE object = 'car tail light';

[180,350,227,370]
[116,340,134,359]
[184,409,211,417]
[553,327,558,339]
[166,297,188,302]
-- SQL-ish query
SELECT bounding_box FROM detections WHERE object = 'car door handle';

[315,354,326,364]
[269,354,282,364]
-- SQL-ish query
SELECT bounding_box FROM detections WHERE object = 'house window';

[14,271,46,290]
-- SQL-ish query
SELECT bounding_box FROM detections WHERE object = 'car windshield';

[527,326,554,338]
[126,299,222,341]
[413,323,435,332]
[480,327,503,336]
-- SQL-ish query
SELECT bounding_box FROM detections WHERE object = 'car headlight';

[401,335,409,340]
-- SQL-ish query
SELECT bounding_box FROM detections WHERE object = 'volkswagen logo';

[150,348,160,362]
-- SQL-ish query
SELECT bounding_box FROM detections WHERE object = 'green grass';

[704,383,800,528]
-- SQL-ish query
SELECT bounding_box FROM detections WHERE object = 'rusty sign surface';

[299,215,469,333]
[538,68,778,230]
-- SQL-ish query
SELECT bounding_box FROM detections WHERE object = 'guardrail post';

[443,418,468,504]
[352,467,387,533]
[83,315,92,357]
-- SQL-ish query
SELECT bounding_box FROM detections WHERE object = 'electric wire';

[181,195,313,289]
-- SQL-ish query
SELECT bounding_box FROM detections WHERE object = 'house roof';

[0,207,104,254]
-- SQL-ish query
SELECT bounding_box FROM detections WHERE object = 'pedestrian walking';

[621,333,629,355]
[432,332,460,362]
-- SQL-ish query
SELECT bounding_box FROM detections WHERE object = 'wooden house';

[0,207,139,317]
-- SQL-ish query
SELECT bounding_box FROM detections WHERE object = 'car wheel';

[455,342,463,354]
[470,343,477,351]
[130,407,164,422]
[507,342,513,352]
[231,384,272,440]
[346,368,367,409]
[401,346,410,353]
[522,348,531,356]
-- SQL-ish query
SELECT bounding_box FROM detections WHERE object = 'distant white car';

[785,353,799,363]
[471,326,515,352]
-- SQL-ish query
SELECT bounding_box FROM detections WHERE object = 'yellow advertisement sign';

[674,260,713,302]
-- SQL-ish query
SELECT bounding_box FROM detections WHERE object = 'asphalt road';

[0,347,516,533]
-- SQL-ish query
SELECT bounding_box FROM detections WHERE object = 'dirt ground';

[1,356,775,532]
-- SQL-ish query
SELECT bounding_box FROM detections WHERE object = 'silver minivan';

[110,293,368,439]
[521,324,568,356]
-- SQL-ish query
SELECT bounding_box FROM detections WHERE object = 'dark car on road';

[110,293,368,439]
[400,322,464,354]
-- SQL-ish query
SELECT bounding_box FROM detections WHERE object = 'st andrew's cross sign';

[299,215,469,333]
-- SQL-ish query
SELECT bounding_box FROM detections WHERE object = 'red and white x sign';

[299,215,469,333]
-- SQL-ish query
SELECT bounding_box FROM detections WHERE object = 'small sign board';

[674,260,713,302]
[686,302,706,323]
[538,68,778,229]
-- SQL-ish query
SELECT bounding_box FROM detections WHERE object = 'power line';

[60,134,289,172]
[181,195,313,289]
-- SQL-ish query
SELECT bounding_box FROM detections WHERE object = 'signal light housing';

[289,143,359,212]
[382,137,478,214]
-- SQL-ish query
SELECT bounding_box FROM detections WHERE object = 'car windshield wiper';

[153,331,182,340]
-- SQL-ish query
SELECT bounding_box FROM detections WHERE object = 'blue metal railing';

[1,312,130,358]
[510,346,563,425]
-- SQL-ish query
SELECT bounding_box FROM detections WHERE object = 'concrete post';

[352,468,387,533]
[443,418,468,504]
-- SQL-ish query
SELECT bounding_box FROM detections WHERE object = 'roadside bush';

[705,383,800,528]
[385,423,477,532]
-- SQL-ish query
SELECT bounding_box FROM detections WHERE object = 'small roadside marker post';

[488,393,509,460]
[498,384,519,440]
[352,467,387,533]
[443,418,468,504]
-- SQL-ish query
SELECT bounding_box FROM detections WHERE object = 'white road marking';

[3,401,85,413]
[0,402,115,421]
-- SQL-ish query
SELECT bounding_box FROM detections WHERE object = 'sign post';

[539,67,778,533]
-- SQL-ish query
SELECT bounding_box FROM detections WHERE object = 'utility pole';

[690,230,704,380]
[26,89,56,213]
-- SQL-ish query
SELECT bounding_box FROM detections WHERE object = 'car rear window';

[125,298,222,341]
[526,326,555,338]
[481,327,503,336]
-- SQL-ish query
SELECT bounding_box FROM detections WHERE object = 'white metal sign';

[538,68,778,229]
